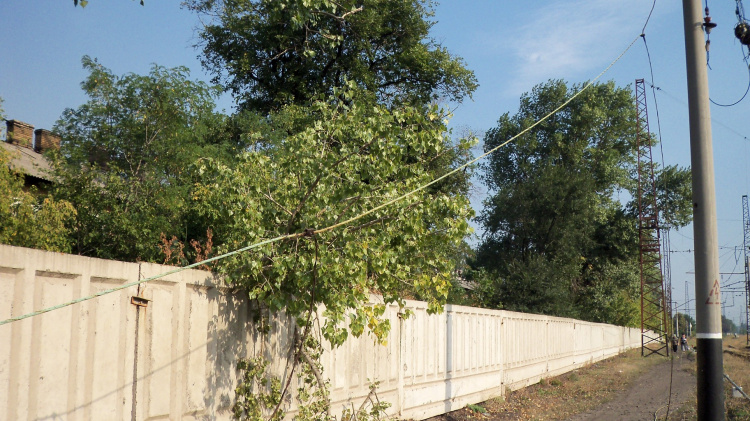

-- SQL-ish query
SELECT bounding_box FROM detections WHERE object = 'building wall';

[0,244,644,420]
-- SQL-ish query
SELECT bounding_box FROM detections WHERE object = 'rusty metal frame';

[635,79,670,357]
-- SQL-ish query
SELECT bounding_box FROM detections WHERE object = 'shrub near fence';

[0,244,643,420]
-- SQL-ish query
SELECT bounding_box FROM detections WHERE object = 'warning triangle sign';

[705,279,721,305]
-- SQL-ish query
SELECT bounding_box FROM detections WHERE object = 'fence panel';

[0,245,644,420]
[0,245,139,420]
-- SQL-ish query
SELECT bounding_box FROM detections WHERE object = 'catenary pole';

[682,1,725,419]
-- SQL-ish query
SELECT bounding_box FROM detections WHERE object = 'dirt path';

[567,356,696,421]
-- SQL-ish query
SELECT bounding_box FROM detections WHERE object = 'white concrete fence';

[0,244,643,420]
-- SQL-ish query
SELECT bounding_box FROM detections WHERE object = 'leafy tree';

[185,0,478,112]
[654,164,693,229]
[1,96,75,252]
[673,312,696,336]
[193,92,474,345]
[475,80,692,325]
[51,56,232,262]
[722,314,739,334]
[0,148,76,252]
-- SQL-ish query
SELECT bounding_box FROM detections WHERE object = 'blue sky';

[2,0,749,327]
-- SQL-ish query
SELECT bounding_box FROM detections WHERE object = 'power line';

[639,13,679,414]
[645,80,750,142]
[641,34,666,167]
[708,63,750,106]
[709,45,750,107]
[0,34,645,328]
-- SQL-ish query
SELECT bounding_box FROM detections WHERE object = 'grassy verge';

[663,336,750,421]
[429,348,666,421]
[428,337,750,421]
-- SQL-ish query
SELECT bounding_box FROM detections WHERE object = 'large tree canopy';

[186,0,478,112]
[474,80,692,325]
[51,56,233,261]
[194,92,475,344]
[57,2,478,347]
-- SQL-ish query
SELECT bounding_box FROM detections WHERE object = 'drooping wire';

[640,4,676,419]
[645,79,750,143]
[663,227,674,421]
[641,0,657,35]
[709,0,750,106]
[735,0,750,58]
[641,34,666,169]
[0,34,645,328]
[709,64,750,106]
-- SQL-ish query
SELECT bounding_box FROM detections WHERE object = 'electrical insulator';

[735,21,750,45]
[704,7,718,34]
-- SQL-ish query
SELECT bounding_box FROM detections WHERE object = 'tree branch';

[299,348,330,419]
[312,6,364,22]
[264,191,294,216]
[286,138,377,233]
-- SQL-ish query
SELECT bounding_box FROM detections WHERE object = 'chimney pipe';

[34,129,61,153]
[6,120,34,149]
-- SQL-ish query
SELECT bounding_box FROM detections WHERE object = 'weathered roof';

[1,141,54,182]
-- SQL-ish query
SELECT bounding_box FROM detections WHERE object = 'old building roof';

[1,140,54,182]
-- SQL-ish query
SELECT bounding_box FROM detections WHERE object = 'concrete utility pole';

[681,1,725,419]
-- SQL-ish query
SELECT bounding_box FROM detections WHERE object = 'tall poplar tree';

[475,80,692,325]
[185,0,477,112]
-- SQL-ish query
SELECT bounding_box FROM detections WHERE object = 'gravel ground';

[567,355,696,421]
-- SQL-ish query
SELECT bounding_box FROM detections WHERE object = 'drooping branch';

[299,348,332,418]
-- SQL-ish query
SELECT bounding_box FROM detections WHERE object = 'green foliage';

[654,164,692,229]
[475,80,692,325]
[185,0,477,112]
[233,334,390,421]
[232,356,284,421]
[574,261,640,327]
[0,148,76,252]
[466,404,486,414]
[194,92,474,344]
[349,382,391,421]
[722,315,739,334]
[51,56,232,262]
[673,312,695,336]
[728,406,750,421]
[295,335,331,421]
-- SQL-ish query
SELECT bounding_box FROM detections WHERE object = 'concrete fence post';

[499,313,505,394]
[398,310,405,418]
[545,318,550,376]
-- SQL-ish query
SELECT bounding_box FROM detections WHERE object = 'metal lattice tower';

[743,195,750,345]
[663,228,673,333]
[635,79,670,357]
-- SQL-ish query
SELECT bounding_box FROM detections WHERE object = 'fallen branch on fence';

[299,347,332,419]
[354,385,378,420]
